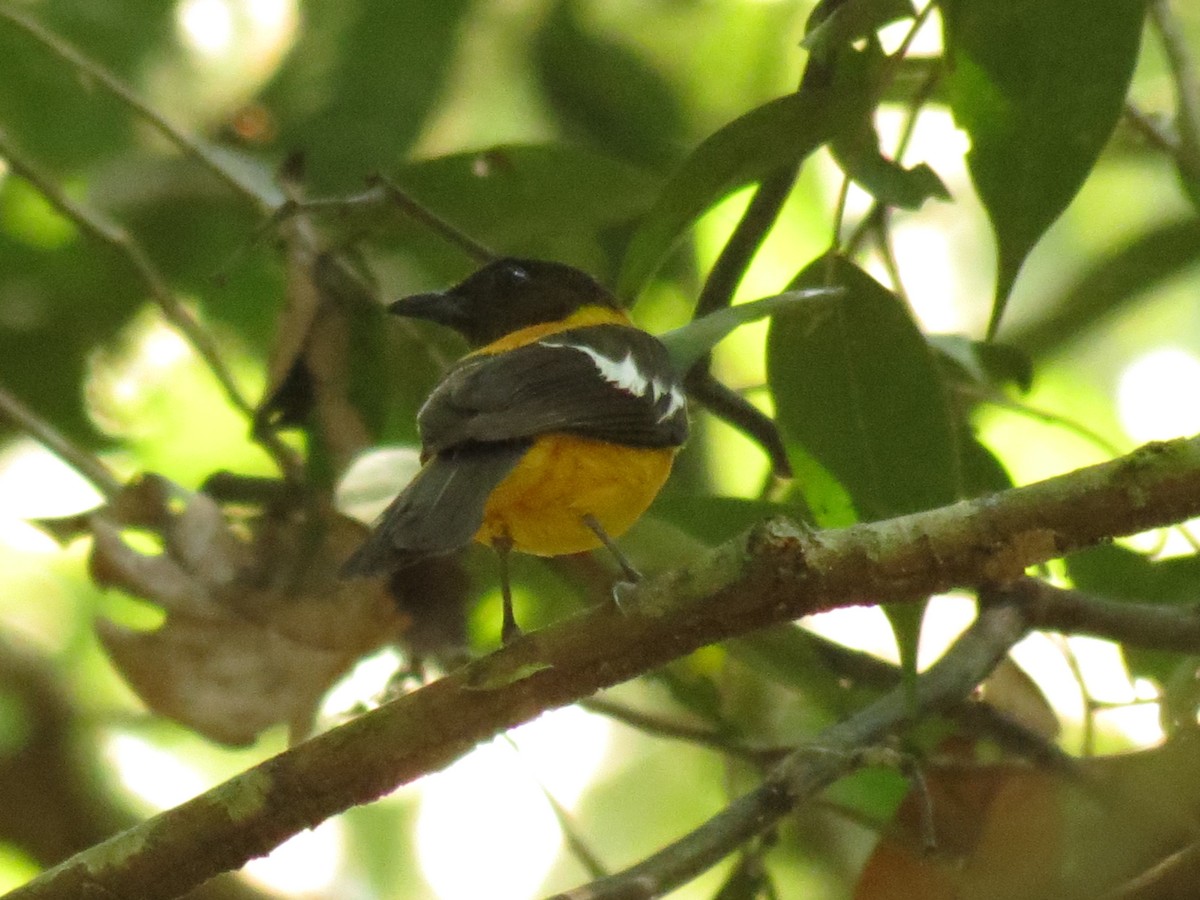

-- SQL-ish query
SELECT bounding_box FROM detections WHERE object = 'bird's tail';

[340,441,530,577]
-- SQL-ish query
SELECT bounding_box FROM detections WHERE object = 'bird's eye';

[501,264,529,285]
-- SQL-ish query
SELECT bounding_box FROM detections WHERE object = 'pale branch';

[552,599,1029,900]
[0,382,122,498]
[12,435,1200,900]
[0,129,303,483]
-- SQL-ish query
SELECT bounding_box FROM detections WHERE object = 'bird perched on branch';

[341,258,689,643]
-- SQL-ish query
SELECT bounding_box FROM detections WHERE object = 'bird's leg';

[582,514,642,583]
[493,533,521,644]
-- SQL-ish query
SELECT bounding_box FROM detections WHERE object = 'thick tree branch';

[12,435,1200,899]
[552,599,1029,899]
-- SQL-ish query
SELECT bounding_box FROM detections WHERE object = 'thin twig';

[551,600,1029,899]
[0,384,122,498]
[0,130,303,482]
[0,3,275,212]
[500,734,610,880]
[369,176,497,265]
[1123,102,1180,157]
[580,698,767,764]
[1149,0,1200,186]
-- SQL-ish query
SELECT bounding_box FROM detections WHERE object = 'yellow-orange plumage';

[342,257,689,642]
[476,433,676,555]
[470,303,677,555]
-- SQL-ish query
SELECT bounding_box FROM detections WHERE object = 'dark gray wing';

[340,440,531,575]
[418,325,689,454]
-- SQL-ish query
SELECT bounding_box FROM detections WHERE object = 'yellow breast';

[474,434,676,556]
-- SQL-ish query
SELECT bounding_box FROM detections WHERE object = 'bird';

[341,257,689,643]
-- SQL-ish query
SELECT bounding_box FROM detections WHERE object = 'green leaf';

[617,48,878,298]
[959,432,1013,498]
[768,257,960,684]
[394,144,660,279]
[727,625,879,720]
[803,0,916,61]
[766,256,960,521]
[831,121,950,210]
[657,287,842,373]
[261,0,473,192]
[930,334,1034,393]
[533,0,686,172]
[652,496,794,547]
[0,3,172,171]
[942,0,1146,337]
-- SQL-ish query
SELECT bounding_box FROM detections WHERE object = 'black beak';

[388,290,468,329]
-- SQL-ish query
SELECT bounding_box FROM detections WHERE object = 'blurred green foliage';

[2,0,1200,897]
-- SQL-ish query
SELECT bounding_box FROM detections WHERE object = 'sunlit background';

[1,0,1198,896]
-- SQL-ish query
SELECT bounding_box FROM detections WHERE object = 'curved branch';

[12,435,1200,899]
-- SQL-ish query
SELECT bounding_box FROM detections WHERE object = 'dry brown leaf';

[854,731,1200,900]
[89,479,408,745]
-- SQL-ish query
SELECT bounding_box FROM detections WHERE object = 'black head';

[388,258,621,348]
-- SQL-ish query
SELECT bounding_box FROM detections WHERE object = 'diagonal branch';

[0,382,122,498]
[553,597,1029,899]
[0,3,276,212]
[12,435,1200,899]
[0,129,304,482]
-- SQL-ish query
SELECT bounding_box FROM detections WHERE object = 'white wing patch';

[542,340,686,421]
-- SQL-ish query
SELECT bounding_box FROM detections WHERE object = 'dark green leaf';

[959,432,1013,497]
[261,1,473,192]
[831,121,950,210]
[727,625,879,720]
[394,144,660,279]
[766,256,960,521]
[942,0,1146,336]
[533,0,686,172]
[930,334,1034,393]
[803,0,916,62]
[652,496,794,547]
[617,49,878,298]
[0,2,173,170]
[767,257,960,681]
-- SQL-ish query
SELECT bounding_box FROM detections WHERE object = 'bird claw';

[611,579,639,614]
